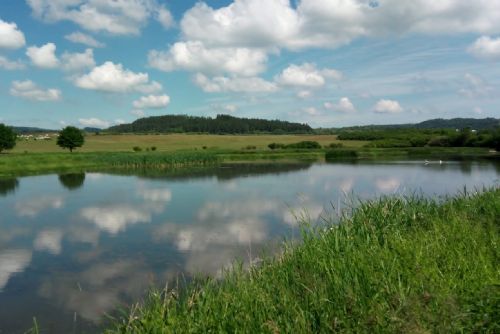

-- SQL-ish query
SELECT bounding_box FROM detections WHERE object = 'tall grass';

[106,188,500,333]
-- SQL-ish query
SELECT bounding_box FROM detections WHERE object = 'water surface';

[0,161,498,333]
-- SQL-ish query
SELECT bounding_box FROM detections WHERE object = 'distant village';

[18,133,57,141]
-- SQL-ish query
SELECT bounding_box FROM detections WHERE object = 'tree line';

[107,114,313,134]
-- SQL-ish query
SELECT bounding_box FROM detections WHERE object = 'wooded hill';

[333,118,499,131]
[106,114,312,134]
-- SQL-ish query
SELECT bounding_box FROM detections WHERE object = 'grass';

[105,188,500,333]
[12,134,360,153]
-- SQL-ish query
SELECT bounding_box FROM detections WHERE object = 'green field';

[103,188,500,333]
[12,133,365,153]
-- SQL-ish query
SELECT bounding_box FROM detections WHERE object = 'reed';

[106,188,500,333]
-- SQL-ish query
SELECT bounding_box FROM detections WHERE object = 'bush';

[268,143,285,150]
[285,141,322,149]
[325,149,358,160]
[151,146,157,151]
[327,143,344,149]
[133,146,142,152]
[243,145,257,150]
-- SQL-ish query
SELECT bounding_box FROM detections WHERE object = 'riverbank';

[103,188,499,333]
[0,147,497,177]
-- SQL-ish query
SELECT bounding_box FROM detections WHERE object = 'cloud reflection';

[80,205,153,235]
[375,177,401,193]
[34,230,64,255]
[15,196,64,217]
[0,249,32,291]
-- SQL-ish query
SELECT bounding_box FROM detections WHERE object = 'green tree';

[0,123,17,153]
[57,126,84,152]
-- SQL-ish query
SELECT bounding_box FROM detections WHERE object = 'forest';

[106,114,313,134]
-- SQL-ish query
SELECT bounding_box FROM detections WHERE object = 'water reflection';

[58,173,86,190]
[0,178,19,196]
[0,161,498,333]
[0,249,32,291]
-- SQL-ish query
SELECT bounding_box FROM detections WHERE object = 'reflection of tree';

[0,178,19,196]
[58,173,85,190]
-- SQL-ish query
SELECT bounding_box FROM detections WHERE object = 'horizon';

[1,0,500,129]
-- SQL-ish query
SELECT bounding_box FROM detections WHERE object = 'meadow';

[12,133,364,153]
[103,188,500,333]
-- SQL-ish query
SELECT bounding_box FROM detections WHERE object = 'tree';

[0,123,17,153]
[57,126,84,152]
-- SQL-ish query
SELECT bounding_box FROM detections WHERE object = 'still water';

[0,161,499,333]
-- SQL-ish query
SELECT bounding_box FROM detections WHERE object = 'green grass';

[12,134,355,153]
[0,151,220,176]
[105,188,500,333]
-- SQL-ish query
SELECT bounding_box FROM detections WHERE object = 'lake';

[0,161,498,333]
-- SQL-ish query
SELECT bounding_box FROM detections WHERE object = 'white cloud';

[26,0,174,36]
[156,5,174,29]
[61,48,95,72]
[130,109,145,118]
[65,31,105,48]
[193,73,278,93]
[373,99,403,113]
[468,36,500,61]
[179,0,500,51]
[75,61,151,93]
[133,95,170,109]
[297,90,312,99]
[78,118,111,129]
[211,104,238,114]
[149,41,268,76]
[181,0,299,49]
[303,107,320,116]
[275,63,342,88]
[0,19,25,49]
[10,80,62,102]
[324,97,356,113]
[135,81,163,94]
[26,43,60,69]
[459,73,494,98]
[0,56,25,70]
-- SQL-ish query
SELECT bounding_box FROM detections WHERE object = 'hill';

[334,118,499,131]
[12,126,56,134]
[106,114,312,134]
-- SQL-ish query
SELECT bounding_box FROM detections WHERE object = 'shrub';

[151,146,157,151]
[133,146,142,152]
[325,149,358,160]
[285,141,322,149]
[268,143,285,150]
[327,143,344,149]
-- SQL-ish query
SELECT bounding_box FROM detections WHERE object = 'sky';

[0,0,500,129]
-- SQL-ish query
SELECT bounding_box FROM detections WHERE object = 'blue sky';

[0,0,499,129]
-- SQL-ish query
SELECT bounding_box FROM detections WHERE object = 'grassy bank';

[106,188,500,333]
[0,151,220,176]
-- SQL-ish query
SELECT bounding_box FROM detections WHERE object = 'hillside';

[106,114,313,134]
[336,118,499,131]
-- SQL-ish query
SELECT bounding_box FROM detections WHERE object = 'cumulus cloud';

[373,99,403,113]
[15,196,64,217]
[468,36,500,61]
[156,5,175,29]
[275,63,342,88]
[78,118,111,129]
[132,95,170,109]
[303,107,320,116]
[0,19,25,49]
[26,0,174,36]
[193,73,278,93]
[10,80,62,102]
[148,41,268,76]
[65,31,105,48]
[0,56,25,70]
[26,43,59,69]
[297,90,312,99]
[324,97,356,113]
[61,48,95,72]
[75,61,153,93]
[211,104,238,114]
[179,0,500,51]
[459,73,494,98]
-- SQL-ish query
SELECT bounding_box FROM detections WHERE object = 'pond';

[0,161,499,333]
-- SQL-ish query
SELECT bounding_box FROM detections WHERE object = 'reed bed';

[106,188,500,333]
